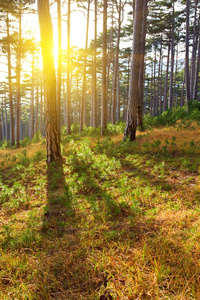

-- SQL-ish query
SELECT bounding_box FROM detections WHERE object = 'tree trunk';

[29,52,35,139]
[190,0,198,99]
[35,78,39,134]
[169,2,175,109]
[4,95,8,142]
[80,0,90,132]
[138,0,148,128]
[185,0,190,104]
[194,28,200,100]
[92,0,97,127]
[57,0,62,133]
[38,0,62,162]
[163,37,170,111]
[6,13,14,146]
[124,0,146,141]
[101,0,107,135]
[15,9,22,148]
[66,0,71,134]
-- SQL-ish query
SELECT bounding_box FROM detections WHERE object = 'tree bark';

[66,0,71,134]
[185,0,190,104]
[169,1,175,109]
[38,0,62,162]
[163,37,170,111]
[6,13,14,146]
[101,0,107,135]
[80,0,90,132]
[57,0,62,133]
[15,8,22,148]
[123,0,145,141]
[138,0,148,128]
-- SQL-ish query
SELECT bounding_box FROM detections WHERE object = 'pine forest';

[0,0,200,299]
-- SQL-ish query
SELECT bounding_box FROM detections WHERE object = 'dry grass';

[0,123,200,299]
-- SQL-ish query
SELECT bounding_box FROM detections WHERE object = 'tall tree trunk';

[29,52,35,139]
[15,8,22,148]
[57,0,62,133]
[35,78,39,134]
[92,0,97,127]
[163,37,170,111]
[190,0,198,99]
[123,0,145,141]
[169,1,175,109]
[80,0,90,132]
[40,82,43,135]
[185,0,190,104]
[4,95,8,142]
[194,28,200,100]
[138,0,148,128]
[38,0,62,162]
[107,0,114,124]
[66,0,71,134]
[101,0,107,134]
[1,98,4,141]
[156,42,162,116]
[112,0,121,124]
[153,47,156,117]
[6,13,14,146]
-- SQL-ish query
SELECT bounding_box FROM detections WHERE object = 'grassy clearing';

[0,121,200,299]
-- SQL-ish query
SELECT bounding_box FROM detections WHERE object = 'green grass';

[0,122,200,299]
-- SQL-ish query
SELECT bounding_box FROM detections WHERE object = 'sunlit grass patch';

[0,123,200,299]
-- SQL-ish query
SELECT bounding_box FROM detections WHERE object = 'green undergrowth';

[0,124,200,299]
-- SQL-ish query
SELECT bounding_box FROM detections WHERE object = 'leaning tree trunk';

[38,0,62,162]
[123,0,145,141]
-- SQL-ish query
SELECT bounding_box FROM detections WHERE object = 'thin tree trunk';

[190,0,198,99]
[169,2,175,108]
[138,0,148,128]
[185,0,190,104]
[35,78,39,134]
[92,0,97,127]
[66,0,71,134]
[57,0,62,133]
[80,0,90,132]
[153,47,156,117]
[163,37,170,111]
[40,83,43,134]
[194,28,200,100]
[29,52,35,139]
[101,0,107,134]
[4,95,8,142]
[15,9,22,148]
[6,13,14,146]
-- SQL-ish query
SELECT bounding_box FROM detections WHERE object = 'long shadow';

[42,158,75,237]
[38,144,200,299]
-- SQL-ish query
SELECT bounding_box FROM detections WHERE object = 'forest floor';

[0,120,200,299]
